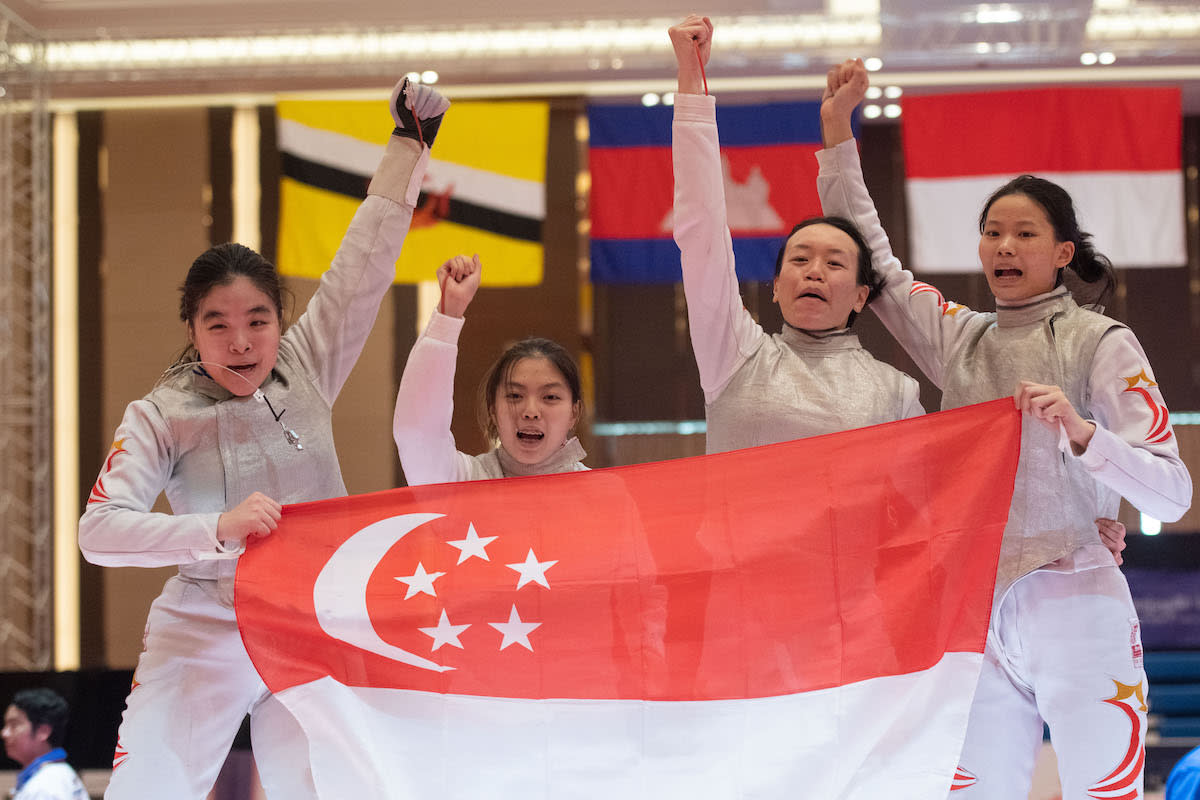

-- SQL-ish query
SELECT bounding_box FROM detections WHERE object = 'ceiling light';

[421,70,439,84]
[1080,52,1098,65]
[829,0,880,14]
[972,5,1023,24]
[884,85,902,99]
[1087,9,1200,38]
[865,86,883,100]
[34,15,882,76]
[995,41,1012,53]
[975,42,992,54]
[862,104,882,119]
[1098,51,1116,65]
[883,103,901,118]
[864,57,883,71]
[641,92,659,107]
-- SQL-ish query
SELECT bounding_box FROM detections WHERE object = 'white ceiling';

[2,0,1199,110]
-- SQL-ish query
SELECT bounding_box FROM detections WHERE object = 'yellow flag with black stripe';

[277,96,548,285]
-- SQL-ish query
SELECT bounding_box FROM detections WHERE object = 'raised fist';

[390,77,450,147]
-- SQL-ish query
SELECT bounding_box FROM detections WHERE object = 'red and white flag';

[236,400,1020,799]
[903,87,1184,272]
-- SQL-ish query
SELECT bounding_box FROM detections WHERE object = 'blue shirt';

[1167,746,1200,800]
[14,748,67,792]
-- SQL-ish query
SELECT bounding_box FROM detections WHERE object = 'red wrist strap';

[694,39,708,96]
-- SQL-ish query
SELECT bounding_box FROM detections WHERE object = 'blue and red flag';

[588,100,829,284]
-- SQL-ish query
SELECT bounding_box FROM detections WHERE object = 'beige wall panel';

[99,108,210,668]
[1118,424,1200,534]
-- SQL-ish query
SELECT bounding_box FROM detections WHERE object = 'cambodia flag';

[903,87,1184,272]
[589,101,826,283]
[236,400,1020,799]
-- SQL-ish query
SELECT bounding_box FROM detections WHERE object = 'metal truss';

[0,7,53,669]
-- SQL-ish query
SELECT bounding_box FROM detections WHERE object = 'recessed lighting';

[883,103,902,118]
[973,6,1023,24]
[863,104,882,119]
[884,85,902,99]
[865,86,883,100]
[1080,52,1098,65]
[641,92,660,107]
[864,57,883,71]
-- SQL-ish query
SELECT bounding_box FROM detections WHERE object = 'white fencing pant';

[950,565,1147,799]
[104,575,318,800]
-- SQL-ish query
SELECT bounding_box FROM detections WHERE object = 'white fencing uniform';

[393,309,589,485]
[671,93,922,455]
[818,137,1192,799]
[79,135,431,800]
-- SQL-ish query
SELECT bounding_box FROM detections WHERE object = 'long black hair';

[979,175,1117,307]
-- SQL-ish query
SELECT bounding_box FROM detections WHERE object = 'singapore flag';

[236,400,1021,799]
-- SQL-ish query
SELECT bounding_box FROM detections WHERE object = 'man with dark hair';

[2,688,87,800]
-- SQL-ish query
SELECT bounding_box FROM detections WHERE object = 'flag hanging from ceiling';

[277,97,549,286]
[902,87,1184,272]
[236,399,1020,800]
[589,101,827,284]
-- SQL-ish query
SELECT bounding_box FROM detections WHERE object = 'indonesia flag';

[589,101,826,283]
[236,400,1020,799]
[903,87,1184,272]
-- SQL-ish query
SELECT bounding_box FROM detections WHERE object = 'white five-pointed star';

[446,523,498,564]
[394,562,445,600]
[506,548,558,590]
[418,609,471,651]
[489,605,542,651]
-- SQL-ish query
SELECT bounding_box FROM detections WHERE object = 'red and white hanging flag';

[236,400,1020,799]
[903,87,1184,272]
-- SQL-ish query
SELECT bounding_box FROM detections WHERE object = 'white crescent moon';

[313,512,453,672]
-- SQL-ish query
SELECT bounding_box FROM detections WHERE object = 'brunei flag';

[277,97,549,285]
